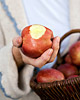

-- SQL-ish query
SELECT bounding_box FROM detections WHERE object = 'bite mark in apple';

[21,24,53,58]
[30,24,46,39]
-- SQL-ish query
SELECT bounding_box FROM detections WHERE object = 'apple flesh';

[69,41,80,66]
[57,63,78,78]
[21,24,53,58]
[36,68,65,83]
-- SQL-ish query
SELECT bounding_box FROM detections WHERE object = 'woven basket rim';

[30,75,80,89]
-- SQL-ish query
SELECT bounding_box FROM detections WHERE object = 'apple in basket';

[57,63,78,78]
[65,54,72,64]
[67,75,79,79]
[69,41,80,66]
[21,24,53,58]
[36,68,65,83]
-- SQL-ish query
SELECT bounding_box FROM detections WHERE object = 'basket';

[30,29,80,100]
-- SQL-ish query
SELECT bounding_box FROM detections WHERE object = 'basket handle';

[53,29,80,68]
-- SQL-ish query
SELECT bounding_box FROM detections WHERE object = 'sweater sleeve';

[0,42,34,99]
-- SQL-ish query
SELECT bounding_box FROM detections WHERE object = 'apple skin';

[21,24,53,58]
[65,54,72,64]
[36,68,65,83]
[69,41,80,66]
[57,63,78,78]
[67,75,78,79]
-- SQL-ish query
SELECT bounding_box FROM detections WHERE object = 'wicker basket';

[30,29,80,100]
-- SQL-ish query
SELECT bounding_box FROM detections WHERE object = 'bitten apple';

[69,41,80,66]
[57,63,78,78]
[36,68,65,83]
[21,24,53,58]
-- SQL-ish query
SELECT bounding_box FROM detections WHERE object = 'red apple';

[36,68,65,83]
[21,24,53,58]
[69,41,80,66]
[67,75,79,79]
[57,63,78,78]
[65,54,72,64]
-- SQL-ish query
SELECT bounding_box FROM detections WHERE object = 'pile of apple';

[21,24,80,83]
[37,41,80,83]
[37,40,80,83]
[58,41,80,79]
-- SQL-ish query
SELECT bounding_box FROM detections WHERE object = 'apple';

[57,63,78,78]
[69,41,80,66]
[65,54,72,64]
[67,75,79,79]
[21,24,53,58]
[36,68,65,83]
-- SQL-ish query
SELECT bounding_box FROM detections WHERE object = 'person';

[0,0,80,100]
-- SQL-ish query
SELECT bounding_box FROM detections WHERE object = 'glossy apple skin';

[36,68,65,83]
[67,75,78,79]
[57,63,78,78]
[21,25,53,58]
[65,54,72,64]
[69,41,80,66]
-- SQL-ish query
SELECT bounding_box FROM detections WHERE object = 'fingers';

[35,49,53,68]
[49,36,60,62]
[19,48,53,68]
[19,49,35,65]
[12,36,22,47]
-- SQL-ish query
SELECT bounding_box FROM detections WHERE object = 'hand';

[12,36,60,68]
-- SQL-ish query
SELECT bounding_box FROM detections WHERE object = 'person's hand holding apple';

[12,24,60,68]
